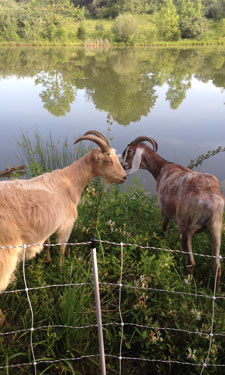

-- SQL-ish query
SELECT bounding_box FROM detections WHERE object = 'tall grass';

[17,131,93,176]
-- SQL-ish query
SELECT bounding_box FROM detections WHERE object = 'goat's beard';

[104,180,110,191]
[99,177,110,191]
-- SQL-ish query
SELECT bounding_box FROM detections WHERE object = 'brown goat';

[122,136,224,286]
[0,131,127,293]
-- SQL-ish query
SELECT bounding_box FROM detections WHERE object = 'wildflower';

[107,220,116,232]
[191,308,202,321]
[184,274,193,284]
[187,347,197,361]
[149,330,163,344]
[140,274,149,288]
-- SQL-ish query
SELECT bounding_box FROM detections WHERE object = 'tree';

[119,0,150,14]
[202,0,225,20]
[88,0,120,18]
[174,0,208,39]
[157,0,180,41]
[0,0,19,40]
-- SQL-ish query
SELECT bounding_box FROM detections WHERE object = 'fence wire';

[0,239,224,374]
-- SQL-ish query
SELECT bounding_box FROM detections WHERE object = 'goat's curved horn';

[129,137,158,152]
[84,130,111,147]
[74,135,109,153]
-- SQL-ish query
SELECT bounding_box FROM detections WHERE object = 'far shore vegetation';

[0,0,225,46]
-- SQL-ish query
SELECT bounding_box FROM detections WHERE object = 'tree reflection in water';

[0,46,224,124]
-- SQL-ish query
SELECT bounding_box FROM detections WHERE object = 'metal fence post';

[90,239,106,375]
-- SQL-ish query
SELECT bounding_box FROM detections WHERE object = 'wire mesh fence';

[0,239,225,375]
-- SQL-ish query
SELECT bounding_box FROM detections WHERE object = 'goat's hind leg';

[180,228,196,275]
[162,212,169,238]
[209,223,222,288]
[0,247,22,325]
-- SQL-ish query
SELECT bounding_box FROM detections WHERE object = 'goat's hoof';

[0,309,6,326]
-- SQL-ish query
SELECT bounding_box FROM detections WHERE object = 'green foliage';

[119,0,151,14]
[174,0,208,39]
[112,13,138,43]
[77,23,87,40]
[0,0,224,43]
[46,24,57,41]
[213,18,225,38]
[188,146,225,169]
[0,0,82,42]
[179,15,208,39]
[89,1,120,18]
[0,0,19,41]
[157,0,181,41]
[203,0,225,20]
[70,5,86,21]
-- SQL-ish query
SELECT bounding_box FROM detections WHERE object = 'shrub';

[55,26,66,41]
[213,17,225,38]
[179,16,208,39]
[46,24,55,41]
[77,23,86,40]
[112,13,138,44]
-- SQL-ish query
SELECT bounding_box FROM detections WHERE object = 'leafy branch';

[188,146,225,169]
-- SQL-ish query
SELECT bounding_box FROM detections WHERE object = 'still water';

[0,46,224,193]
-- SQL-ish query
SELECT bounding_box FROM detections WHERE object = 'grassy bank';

[0,135,225,374]
[0,12,225,47]
[0,180,225,374]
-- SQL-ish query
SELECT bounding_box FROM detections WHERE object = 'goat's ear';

[128,148,143,175]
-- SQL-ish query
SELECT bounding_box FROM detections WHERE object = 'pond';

[0,46,224,193]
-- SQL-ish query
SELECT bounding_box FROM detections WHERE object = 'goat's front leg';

[0,247,22,325]
[180,230,195,275]
[56,220,74,266]
[59,244,67,266]
[45,238,52,263]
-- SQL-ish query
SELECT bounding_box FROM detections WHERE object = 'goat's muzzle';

[120,175,127,183]
[115,174,127,184]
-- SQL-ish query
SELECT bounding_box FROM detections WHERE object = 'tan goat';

[122,136,224,287]
[0,131,126,293]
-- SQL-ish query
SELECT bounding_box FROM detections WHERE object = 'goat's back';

[157,167,224,226]
[0,177,74,246]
